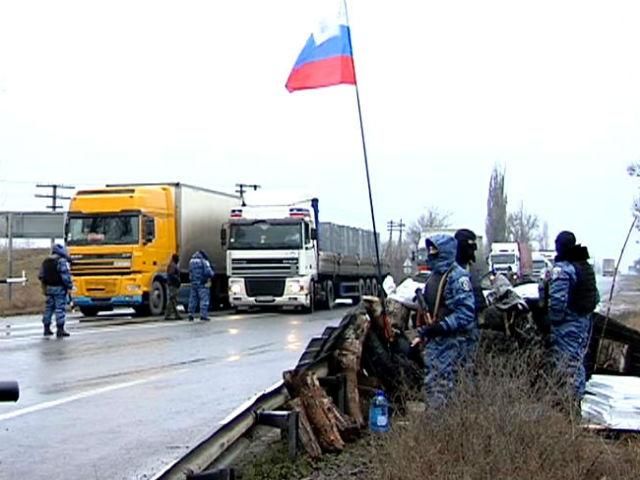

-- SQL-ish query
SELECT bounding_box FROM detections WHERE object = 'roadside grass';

[239,349,640,480]
[0,248,48,315]
[371,350,640,480]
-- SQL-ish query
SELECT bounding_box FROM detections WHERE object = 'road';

[0,307,348,480]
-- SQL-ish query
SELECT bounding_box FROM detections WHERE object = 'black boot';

[43,325,53,336]
[56,327,70,338]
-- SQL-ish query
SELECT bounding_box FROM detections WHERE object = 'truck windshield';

[229,222,303,250]
[67,215,140,246]
[491,254,516,265]
[532,260,546,270]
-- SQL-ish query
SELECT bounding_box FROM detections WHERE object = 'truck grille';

[231,258,298,277]
[84,279,119,297]
[245,278,286,297]
[70,253,132,277]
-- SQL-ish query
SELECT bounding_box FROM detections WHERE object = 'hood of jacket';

[425,234,457,274]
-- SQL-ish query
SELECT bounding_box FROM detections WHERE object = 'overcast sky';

[1,0,640,266]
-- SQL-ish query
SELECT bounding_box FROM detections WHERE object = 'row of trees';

[486,165,548,249]
[383,165,548,280]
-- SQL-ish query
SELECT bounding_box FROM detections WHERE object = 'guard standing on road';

[165,253,182,320]
[546,231,599,402]
[39,244,73,338]
[188,250,214,321]
[417,234,478,408]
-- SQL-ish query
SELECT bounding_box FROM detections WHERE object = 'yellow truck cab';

[66,183,239,316]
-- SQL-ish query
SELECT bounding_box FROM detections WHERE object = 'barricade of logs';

[283,296,422,458]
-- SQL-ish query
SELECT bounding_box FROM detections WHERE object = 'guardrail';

[154,310,355,480]
[0,271,27,285]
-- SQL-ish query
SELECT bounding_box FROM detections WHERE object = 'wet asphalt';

[0,306,350,480]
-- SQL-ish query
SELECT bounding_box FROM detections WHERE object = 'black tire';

[324,280,335,310]
[364,279,373,296]
[148,280,166,316]
[357,279,366,301]
[79,306,99,317]
[371,278,379,297]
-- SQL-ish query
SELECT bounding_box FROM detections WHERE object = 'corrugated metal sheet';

[318,222,378,258]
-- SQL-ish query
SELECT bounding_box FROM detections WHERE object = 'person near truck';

[165,253,182,320]
[416,234,478,408]
[39,243,73,338]
[546,231,598,402]
[188,250,214,321]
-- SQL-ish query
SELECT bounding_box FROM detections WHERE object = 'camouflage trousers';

[43,286,68,328]
[423,331,478,409]
[549,314,592,400]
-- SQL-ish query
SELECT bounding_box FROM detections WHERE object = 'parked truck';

[602,258,616,277]
[66,183,240,316]
[224,198,386,312]
[531,251,552,279]
[488,242,533,282]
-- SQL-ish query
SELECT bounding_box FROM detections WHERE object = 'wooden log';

[284,370,345,452]
[288,398,322,460]
[334,311,370,427]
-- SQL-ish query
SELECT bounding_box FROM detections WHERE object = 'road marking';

[0,372,176,422]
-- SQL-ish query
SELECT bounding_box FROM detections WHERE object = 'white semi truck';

[224,198,385,312]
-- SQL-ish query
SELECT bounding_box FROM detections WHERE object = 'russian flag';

[286,3,356,92]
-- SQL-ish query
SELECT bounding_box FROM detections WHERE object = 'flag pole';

[342,0,385,299]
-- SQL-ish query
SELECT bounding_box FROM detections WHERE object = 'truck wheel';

[324,280,335,310]
[371,278,379,297]
[364,279,373,296]
[357,279,366,301]
[79,307,99,317]
[148,281,166,316]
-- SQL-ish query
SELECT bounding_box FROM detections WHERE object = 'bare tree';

[485,164,508,247]
[507,202,540,244]
[406,208,451,249]
[537,221,550,250]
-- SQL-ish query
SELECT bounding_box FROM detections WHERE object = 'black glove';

[418,322,447,339]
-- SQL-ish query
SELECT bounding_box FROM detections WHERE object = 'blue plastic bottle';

[369,389,390,433]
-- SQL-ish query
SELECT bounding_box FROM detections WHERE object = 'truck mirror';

[411,251,416,262]
[310,228,317,241]
[143,216,155,244]
[220,228,227,247]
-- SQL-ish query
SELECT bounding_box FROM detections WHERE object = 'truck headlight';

[126,284,141,292]
[114,260,132,268]
[229,280,244,295]
[286,281,306,294]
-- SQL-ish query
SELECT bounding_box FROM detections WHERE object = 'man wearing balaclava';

[417,234,477,408]
[454,229,487,314]
[547,231,598,403]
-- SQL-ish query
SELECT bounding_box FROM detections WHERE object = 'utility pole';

[397,219,406,247]
[35,184,74,247]
[235,183,260,207]
[386,220,396,245]
[35,184,75,212]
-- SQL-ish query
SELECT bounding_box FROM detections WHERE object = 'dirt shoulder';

[0,248,48,316]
